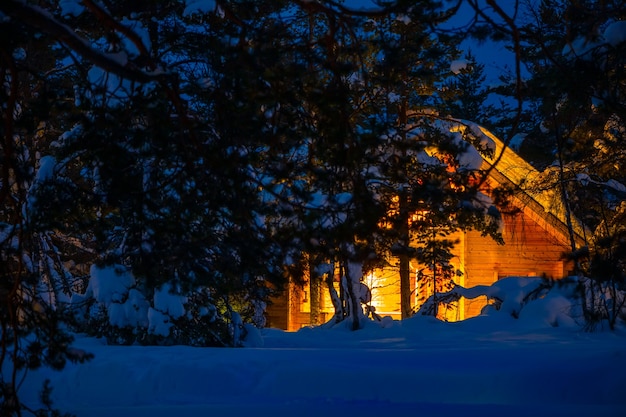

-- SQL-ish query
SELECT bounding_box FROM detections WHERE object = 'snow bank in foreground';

[20,320,626,417]
[19,275,626,416]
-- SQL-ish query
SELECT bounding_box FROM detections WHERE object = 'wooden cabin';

[266,127,584,331]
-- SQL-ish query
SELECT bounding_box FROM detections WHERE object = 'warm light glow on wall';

[363,271,380,310]
[410,210,427,224]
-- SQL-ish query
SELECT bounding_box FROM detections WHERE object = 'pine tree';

[0,3,521,414]
[500,0,626,328]
[1,3,96,414]
[440,51,509,136]
[355,4,504,319]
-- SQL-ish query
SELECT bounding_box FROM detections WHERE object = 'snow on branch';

[0,0,172,84]
[81,0,151,60]
[417,277,551,319]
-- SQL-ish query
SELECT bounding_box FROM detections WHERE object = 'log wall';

[267,204,577,329]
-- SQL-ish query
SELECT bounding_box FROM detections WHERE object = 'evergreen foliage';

[517,0,626,328]
[469,0,626,328]
[13,0,626,414]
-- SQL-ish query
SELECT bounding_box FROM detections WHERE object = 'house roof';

[469,124,586,248]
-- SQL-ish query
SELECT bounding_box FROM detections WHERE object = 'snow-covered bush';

[417,275,626,329]
[70,265,247,346]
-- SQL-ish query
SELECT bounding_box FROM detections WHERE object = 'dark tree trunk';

[309,261,322,326]
[399,191,412,319]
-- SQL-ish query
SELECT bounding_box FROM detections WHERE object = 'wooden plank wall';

[267,209,576,329]
[462,210,573,318]
[266,291,289,330]
[465,211,571,283]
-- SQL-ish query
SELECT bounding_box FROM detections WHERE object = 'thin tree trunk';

[399,191,412,319]
[432,235,438,319]
[325,263,343,324]
[553,121,579,259]
[343,261,362,331]
[309,260,322,326]
[398,94,412,319]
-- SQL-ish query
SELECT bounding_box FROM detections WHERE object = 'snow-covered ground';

[21,313,626,417]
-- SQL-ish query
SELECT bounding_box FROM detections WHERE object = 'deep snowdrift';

[20,309,626,417]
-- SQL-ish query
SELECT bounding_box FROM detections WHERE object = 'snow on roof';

[457,123,584,245]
